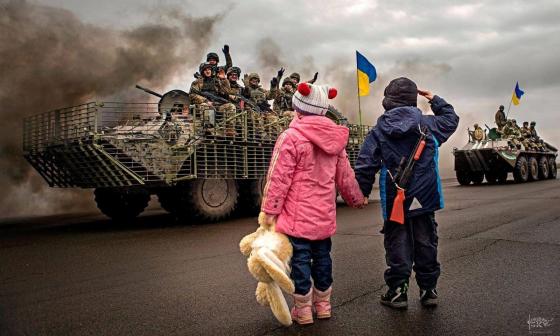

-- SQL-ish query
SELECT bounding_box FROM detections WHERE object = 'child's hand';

[418,89,434,101]
[357,197,368,209]
[263,213,277,226]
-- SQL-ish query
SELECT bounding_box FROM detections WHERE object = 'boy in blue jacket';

[355,77,459,309]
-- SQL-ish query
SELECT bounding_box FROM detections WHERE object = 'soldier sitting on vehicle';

[194,45,233,79]
[520,121,534,150]
[521,121,530,137]
[530,121,539,139]
[273,78,297,117]
[502,120,521,149]
[226,66,243,98]
[189,62,237,136]
[243,68,284,136]
[469,123,485,141]
[511,119,522,133]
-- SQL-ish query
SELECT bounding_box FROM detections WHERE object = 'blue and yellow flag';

[356,51,377,96]
[511,82,524,106]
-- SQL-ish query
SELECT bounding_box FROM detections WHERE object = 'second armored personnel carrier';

[453,126,557,185]
[23,87,369,222]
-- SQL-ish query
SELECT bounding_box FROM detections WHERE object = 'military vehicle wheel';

[471,172,484,185]
[528,157,539,181]
[237,177,266,216]
[94,188,150,221]
[513,156,529,183]
[549,157,557,179]
[538,156,549,180]
[189,179,238,221]
[456,171,472,186]
[163,179,238,222]
[485,172,498,185]
[497,171,508,184]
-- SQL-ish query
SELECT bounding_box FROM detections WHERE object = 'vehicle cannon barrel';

[135,85,163,98]
[136,85,189,114]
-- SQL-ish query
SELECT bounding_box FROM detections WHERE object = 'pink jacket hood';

[290,116,349,155]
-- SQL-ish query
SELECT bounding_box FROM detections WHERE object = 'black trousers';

[383,212,441,290]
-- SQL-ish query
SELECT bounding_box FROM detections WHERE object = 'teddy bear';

[239,211,295,326]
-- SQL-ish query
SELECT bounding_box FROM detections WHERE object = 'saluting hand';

[418,89,434,101]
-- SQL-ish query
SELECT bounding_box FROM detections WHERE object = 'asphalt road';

[1,178,559,336]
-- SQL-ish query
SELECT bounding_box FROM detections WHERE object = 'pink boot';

[313,286,332,319]
[291,289,313,325]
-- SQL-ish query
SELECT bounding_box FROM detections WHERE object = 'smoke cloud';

[0,0,223,217]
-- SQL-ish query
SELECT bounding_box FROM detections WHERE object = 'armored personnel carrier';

[453,125,557,185]
[23,87,370,222]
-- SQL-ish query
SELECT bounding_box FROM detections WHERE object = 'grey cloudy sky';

[2,0,559,216]
[38,0,560,133]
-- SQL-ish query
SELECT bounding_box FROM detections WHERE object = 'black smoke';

[0,0,223,217]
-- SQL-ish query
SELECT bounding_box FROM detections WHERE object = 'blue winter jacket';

[355,95,459,220]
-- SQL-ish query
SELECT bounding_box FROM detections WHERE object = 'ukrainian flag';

[512,82,524,106]
[356,51,377,96]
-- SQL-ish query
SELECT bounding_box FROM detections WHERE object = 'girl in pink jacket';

[261,82,365,325]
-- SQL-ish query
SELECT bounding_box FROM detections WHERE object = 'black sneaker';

[380,283,408,309]
[419,288,438,307]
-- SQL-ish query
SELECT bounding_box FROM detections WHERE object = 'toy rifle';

[389,125,429,224]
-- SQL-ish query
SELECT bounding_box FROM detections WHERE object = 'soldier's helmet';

[474,123,479,128]
[206,52,219,63]
[199,62,213,73]
[282,77,296,88]
[499,105,504,111]
[289,72,301,83]
[227,66,241,77]
[523,121,529,126]
[530,121,536,126]
[247,73,260,83]
[512,119,517,124]
[506,119,512,125]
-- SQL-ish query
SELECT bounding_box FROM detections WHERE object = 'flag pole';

[506,95,513,119]
[355,66,364,141]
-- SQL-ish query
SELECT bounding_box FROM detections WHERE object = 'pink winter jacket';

[261,115,364,240]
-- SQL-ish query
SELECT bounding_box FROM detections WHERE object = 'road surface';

[1,178,559,335]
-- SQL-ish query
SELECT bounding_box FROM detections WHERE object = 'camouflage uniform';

[503,120,521,149]
[226,67,244,97]
[529,122,543,150]
[189,63,236,136]
[520,123,533,149]
[495,105,507,130]
[243,73,281,137]
[529,122,538,139]
[273,78,296,114]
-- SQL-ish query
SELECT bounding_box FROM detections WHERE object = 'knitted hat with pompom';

[292,83,337,116]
